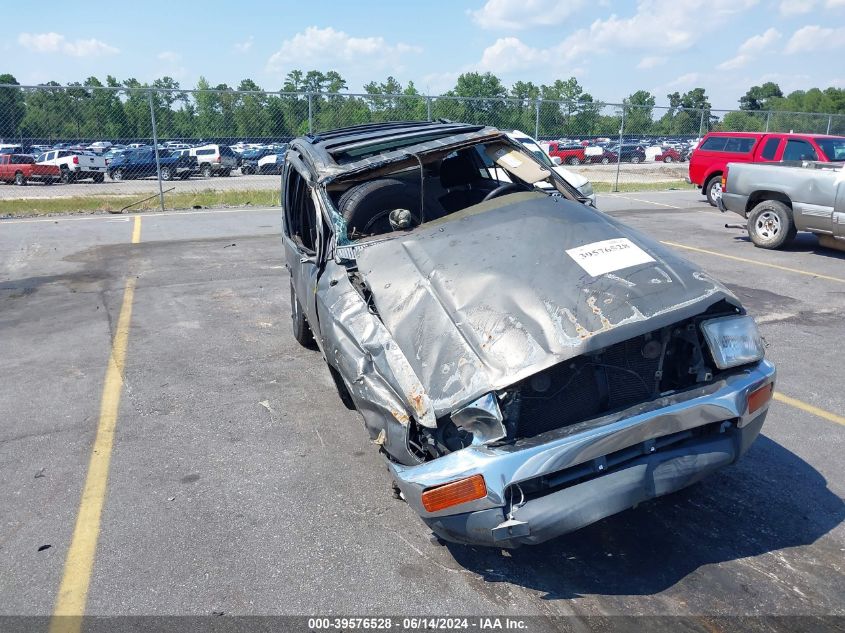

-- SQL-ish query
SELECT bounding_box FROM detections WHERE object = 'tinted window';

[11,155,35,164]
[196,149,214,156]
[781,139,819,160]
[700,136,728,151]
[813,137,845,161]
[782,139,818,161]
[219,145,236,157]
[283,165,317,252]
[723,137,755,153]
[761,137,780,160]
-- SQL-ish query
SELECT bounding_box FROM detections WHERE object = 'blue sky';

[6,0,845,109]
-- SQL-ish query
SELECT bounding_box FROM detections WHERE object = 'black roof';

[292,120,495,180]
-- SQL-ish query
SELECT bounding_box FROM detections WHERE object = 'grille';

[515,335,661,439]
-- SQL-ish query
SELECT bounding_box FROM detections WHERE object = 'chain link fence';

[1,83,844,213]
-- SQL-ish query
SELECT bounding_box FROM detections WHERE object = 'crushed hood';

[355,192,736,417]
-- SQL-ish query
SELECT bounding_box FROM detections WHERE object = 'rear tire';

[200,164,213,178]
[60,168,73,184]
[663,156,673,163]
[705,176,722,207]
[93,173,105,183]
[600,157,610,165]
[747,200,796,250]
[290,281,316,349]
[111,169,124,181]
[631,155,641,164]
[14,172,26,186]
[160,166,173,181]
[568,157,580,165]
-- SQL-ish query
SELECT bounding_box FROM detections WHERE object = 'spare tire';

[338,178,422,238]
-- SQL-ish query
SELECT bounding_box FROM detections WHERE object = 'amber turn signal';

[748,383,774,415]
[421,474,487,513]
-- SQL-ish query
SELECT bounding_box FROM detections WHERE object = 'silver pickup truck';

[719,161,845,250]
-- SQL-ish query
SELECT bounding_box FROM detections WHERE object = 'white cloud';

[234,35,254,53]
[477,37,547,72]
[717,28,781,69]
[469,0,585,29]
[266,26,420,73]
[827,0,845,6]
[779,0,816,14]
[637,55,667,69]
[18,32,118,57]
[786,25,845,53]
[469,0,758,78]
[157,51,181,63]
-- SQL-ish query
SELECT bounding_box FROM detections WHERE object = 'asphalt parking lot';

[1,190,843,627]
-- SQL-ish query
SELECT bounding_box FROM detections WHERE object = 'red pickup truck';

[0,154,61,185]
[546,141,587,165]
[689,131,845,206]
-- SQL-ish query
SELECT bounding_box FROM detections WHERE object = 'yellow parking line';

[774,392,845,427]
[131,215,141,244]
[661,241,845,284]
[49,277,136,631]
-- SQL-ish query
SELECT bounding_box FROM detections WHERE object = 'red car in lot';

[0,154,61,185]
[654,147,685,163]
[546,141,587,165]
[689,132,845,206]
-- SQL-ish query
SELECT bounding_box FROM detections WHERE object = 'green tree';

[0,74,25,139]
[623,90,656,135]
[440,72,508,126]
[739,82,783,110]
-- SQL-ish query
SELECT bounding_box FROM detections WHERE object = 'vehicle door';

[138,150,155,177]
[0,155,9,180]
[281,153,324,340]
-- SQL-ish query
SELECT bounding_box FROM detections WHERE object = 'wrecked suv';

[281,121,776,547]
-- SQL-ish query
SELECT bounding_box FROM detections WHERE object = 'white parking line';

[0,206,279,225]
[604,194,682,209]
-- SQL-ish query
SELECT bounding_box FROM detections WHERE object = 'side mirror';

[551,156,562,166]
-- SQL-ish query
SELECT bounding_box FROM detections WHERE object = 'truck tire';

[568,157,580,165]
[93,173,105,183]
[663,156,673,163]
[631,155,641,164]
[60,168,74,184]
[290,280,316,349]
[111,169,124,181]
[14,171,26,186]
[705,175,722,206]
[200,164,213,178]
[747,200,796,250]
[160,166,173,181]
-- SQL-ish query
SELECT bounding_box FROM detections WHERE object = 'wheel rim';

[15,174,24,185]
[665,156,673,163]
[755,210,781,240]
[113,170,122,181]
[601,157,609,164]
[711,180,722,200]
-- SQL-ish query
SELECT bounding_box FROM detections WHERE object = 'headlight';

[701,315,764,370]
[578,181,594,198]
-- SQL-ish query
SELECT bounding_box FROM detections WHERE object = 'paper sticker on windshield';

[566,238,654,277]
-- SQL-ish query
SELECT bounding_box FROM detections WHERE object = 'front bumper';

[389,360,775,547]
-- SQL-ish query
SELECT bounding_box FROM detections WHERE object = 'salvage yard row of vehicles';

[282,120,775,547]
[0,140,289,184]
[543,137,695,165]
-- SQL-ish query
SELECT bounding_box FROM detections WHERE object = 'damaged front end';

[303,133,775,547]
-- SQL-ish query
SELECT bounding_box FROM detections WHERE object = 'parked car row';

[541,136,697,165]
[0,142,289,185]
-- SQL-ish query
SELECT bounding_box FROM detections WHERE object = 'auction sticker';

[566,238,655,277]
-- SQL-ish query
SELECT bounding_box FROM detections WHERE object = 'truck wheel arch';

[745,190,792,216]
